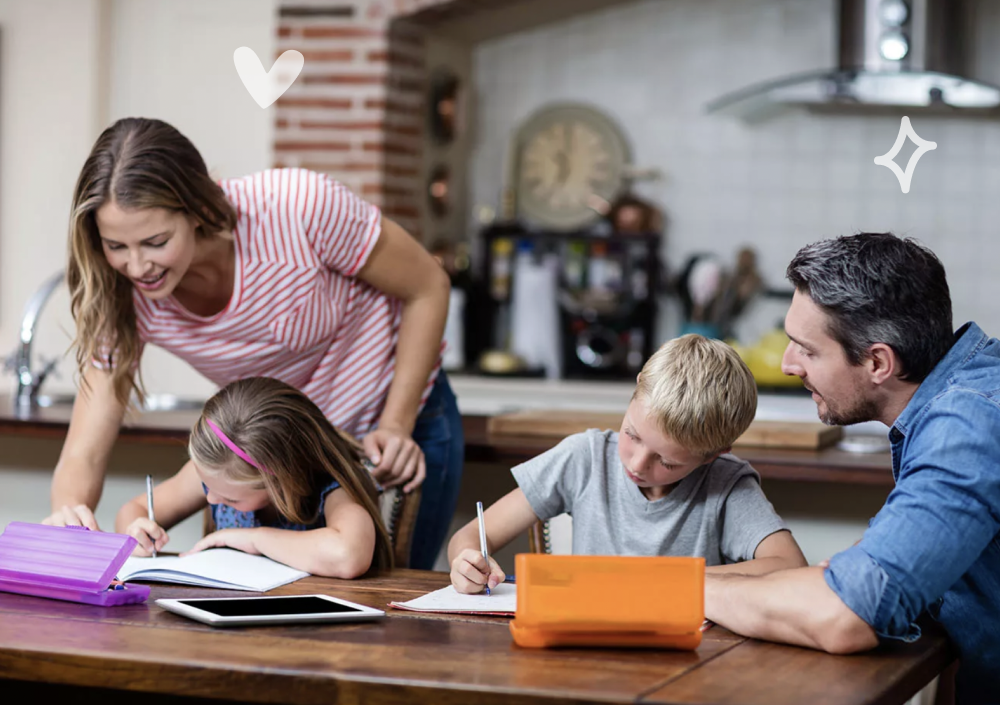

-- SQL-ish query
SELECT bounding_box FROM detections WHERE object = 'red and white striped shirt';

[131,168,439,438]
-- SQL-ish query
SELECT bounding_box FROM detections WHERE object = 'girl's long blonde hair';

[68,117,237,406]
[189,377,394,571]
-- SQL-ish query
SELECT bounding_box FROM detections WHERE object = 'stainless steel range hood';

[707,0,1000,117]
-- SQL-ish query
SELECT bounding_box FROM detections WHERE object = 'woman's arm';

[44,365,127,529]
[115,461,209,555]
[707,529,809,576]
[448,488,540,593]
[355,217,451,492]
[185,488,377,579]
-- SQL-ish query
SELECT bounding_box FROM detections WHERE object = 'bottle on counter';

[588,242,610,294]
[490,237,514,301]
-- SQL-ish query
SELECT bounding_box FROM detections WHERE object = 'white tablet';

[156,594,385,627]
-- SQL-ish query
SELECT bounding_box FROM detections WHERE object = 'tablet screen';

[177,596,365,617]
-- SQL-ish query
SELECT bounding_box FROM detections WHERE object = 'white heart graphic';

[233,47,304,109]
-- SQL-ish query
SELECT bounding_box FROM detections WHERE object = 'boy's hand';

[183,528,261,556]
[125,517,168,556]
[450,548,506,594]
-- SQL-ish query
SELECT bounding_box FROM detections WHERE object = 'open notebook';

[119,549,309,592]
[390,583,517,616]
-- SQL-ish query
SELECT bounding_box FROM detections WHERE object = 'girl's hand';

[450,548,506,595]
[125,517,169,556]
[183,528,261,556]
[362,426,426,493]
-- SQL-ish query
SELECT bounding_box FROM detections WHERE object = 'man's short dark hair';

[786,232,954,382]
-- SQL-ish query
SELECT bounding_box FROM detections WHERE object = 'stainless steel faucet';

[6,269,65,408]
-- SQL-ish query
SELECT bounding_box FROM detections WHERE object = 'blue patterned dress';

[206,480,341,531]
[205,460,378,531]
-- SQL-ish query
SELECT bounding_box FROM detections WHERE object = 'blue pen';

[476,501,491,596]
[505,575,516,584]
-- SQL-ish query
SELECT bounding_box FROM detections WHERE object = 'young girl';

[115,377,393,578]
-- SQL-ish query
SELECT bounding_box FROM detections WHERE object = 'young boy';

[449,334,807,594]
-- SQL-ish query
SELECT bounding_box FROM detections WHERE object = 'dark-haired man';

[706,232,999,704]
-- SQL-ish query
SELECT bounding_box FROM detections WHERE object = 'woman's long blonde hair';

[189,377,394,571]
[68,117,237,406]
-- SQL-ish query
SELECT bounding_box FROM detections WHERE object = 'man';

[706,233,999,704]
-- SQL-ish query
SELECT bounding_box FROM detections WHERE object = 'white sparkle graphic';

[873,117,937,194]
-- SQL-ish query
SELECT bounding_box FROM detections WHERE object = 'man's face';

[781,290,879,426]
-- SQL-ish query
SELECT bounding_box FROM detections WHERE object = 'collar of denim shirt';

[891,321,988,440]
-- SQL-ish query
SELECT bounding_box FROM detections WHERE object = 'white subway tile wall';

[470,0,1000,343]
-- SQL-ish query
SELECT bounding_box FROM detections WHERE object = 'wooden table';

[0,570,952,705]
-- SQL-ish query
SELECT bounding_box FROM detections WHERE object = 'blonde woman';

[46,117,462,569]
[116,377,393,577]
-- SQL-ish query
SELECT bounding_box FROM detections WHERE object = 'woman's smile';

[133,270,168,291]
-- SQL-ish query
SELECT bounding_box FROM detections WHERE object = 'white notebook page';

[120,548,308,592]
[391,583,516,613]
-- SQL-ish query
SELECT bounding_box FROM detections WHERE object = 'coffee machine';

[479,224,661,380]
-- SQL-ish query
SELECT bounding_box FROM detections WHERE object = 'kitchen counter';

[0,388,892,486]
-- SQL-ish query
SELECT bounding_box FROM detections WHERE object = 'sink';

[35,393,205,412]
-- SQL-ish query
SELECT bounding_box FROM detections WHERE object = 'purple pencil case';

[0,522,150,606]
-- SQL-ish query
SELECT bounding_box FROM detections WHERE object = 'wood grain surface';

[0,570,950,705]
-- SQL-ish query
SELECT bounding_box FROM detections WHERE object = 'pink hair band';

[205,418,273,475]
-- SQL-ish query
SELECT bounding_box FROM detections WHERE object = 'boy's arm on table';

[45,365,127,529]
[186,488,377,579]
[705,566,878,654]
[707,529,809,576]
[448,487,540,593]
[116,461,208,555]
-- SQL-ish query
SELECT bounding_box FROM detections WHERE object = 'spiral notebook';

[119,548,309,592]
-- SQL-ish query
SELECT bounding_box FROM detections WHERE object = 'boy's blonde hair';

[633,334,757,456]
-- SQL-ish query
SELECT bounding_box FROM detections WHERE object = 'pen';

[146,474,157,558]
[476,501,491,596]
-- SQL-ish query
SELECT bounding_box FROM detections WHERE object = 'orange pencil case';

[509,554,705,649]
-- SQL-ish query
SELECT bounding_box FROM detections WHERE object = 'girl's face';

[95,201,199,300]
[196,464,271,513]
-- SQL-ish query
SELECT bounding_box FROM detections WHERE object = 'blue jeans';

[409,371,464,570]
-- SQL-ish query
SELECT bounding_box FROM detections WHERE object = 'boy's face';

[781,289,879,426]
[618,396,715,500]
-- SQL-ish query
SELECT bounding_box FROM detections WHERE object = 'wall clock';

[512,103,632,230]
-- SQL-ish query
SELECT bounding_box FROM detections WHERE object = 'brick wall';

[275,0,453,241]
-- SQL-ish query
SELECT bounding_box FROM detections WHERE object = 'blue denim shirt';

[825,322,1000,704]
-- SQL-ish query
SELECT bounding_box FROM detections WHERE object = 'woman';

[44,117,463,570]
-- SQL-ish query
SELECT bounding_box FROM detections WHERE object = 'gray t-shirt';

[511,429,788,565]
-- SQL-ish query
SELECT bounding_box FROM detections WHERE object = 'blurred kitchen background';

[1,0,998,565]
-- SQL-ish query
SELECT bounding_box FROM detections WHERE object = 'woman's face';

[95,201,199,300]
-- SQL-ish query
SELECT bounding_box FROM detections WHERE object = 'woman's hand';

[42,504,101,531]
[125,517,168,556]
[183,528,261,556]
[362,426,426,492]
